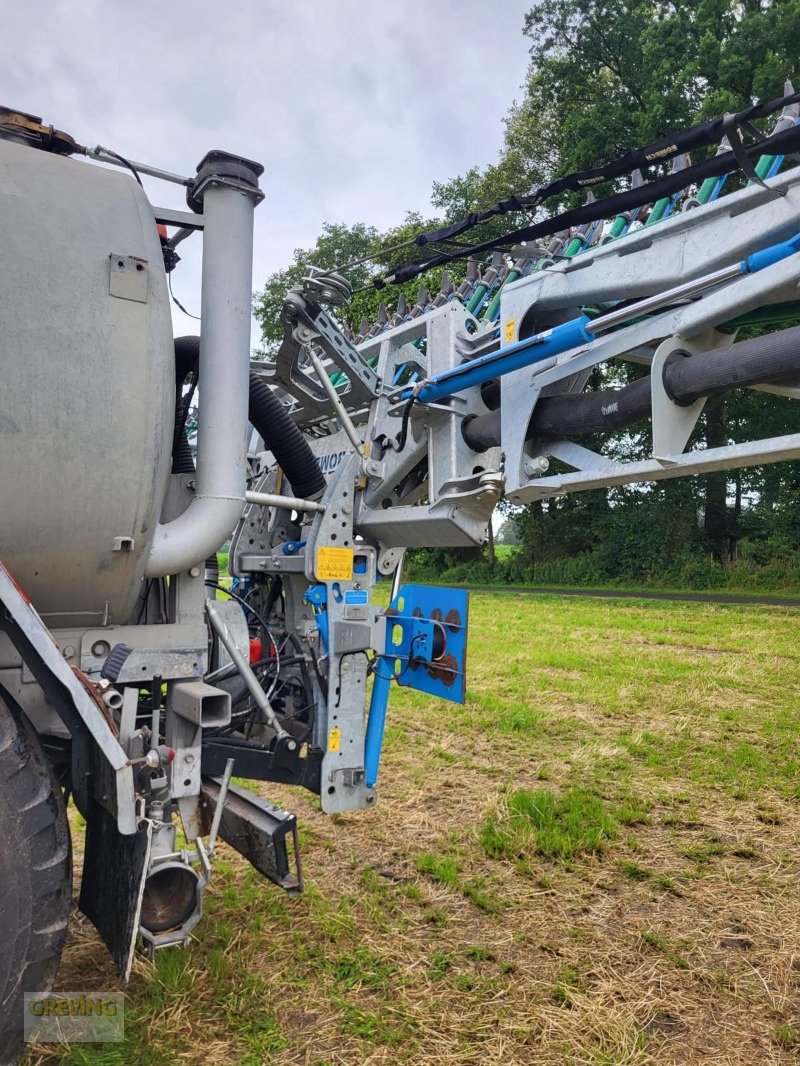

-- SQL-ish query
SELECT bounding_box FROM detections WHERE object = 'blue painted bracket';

[303,583,329,654]
[386,583,469,703]
[364,583,469,788]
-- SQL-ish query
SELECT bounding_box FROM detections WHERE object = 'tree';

[254,221,379,355]
[253,213,449,355]
[514,0,800,186]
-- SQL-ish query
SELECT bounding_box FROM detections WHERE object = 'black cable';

[136,578,153,625]
[102,148,143,186]
[248,576,284,621]
[284,629,327,703]
[205,581,274,633]
[169,273,201,320]
[205,581,323,735]
[395,394,417,451]
[206,655,307,686]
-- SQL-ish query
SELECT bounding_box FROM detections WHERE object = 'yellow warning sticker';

[316,545,354,581]
[328,727,341,753]
[504,318,516,343]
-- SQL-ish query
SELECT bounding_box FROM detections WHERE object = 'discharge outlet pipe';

[146,153,264,577]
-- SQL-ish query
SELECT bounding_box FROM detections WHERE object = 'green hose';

[483,270,521,322]
[644,196,669,227]
[563,236,584,258]
[606,215,627,240]
[466,283,488,315]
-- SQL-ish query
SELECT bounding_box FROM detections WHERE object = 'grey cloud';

[3,0,531,338]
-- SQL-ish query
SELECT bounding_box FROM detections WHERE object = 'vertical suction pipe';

[146,154,264,577]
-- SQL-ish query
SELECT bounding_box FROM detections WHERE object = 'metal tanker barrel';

[0,137,174,625]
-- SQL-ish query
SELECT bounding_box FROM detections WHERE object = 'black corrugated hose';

[169,336,325,500]
[248,375,326,499]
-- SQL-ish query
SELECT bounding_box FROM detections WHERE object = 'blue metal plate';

[387,583,469,703]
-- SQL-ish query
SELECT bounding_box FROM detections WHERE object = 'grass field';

[27,591,800,1065]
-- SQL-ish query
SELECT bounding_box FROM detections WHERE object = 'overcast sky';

[3,0,532,341]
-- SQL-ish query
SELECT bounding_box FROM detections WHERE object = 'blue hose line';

[709,174,729,201]
[741,230,800,274]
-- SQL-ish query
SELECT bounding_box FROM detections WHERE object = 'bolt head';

[523,455,550,476]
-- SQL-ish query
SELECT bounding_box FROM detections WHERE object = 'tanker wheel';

[0,692,72,1064]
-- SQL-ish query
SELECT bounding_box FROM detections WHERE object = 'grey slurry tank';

[0,136,174,626]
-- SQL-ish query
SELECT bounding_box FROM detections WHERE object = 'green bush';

[406,546,800,592]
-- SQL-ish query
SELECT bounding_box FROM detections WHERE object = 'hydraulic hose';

[462,324,800,451]
[248,375,326,500]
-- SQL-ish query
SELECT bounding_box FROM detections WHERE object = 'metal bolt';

[62,645,75,659]
[184,753,195,764]
[523,455,550,477]
[189,566,201,577]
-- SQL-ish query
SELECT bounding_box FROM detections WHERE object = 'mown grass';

[26,591,800,1065]
[481,787,619,860]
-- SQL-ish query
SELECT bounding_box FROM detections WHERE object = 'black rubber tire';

[0,693,72,1065]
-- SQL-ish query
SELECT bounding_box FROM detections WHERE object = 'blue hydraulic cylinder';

[741,230,800,274]
[409,316,593,405]
[364,660,393,788]
[406,228,800,409]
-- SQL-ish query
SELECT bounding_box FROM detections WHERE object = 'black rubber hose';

[205,554,219,587]
[462,378,652,451]
[249,374,326,499]
[462,325,800,451]
[174,334,200,383]
[664,323,800,406]
[172,396,196,473]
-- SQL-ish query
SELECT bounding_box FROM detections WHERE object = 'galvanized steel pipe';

[147,172,261,576]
